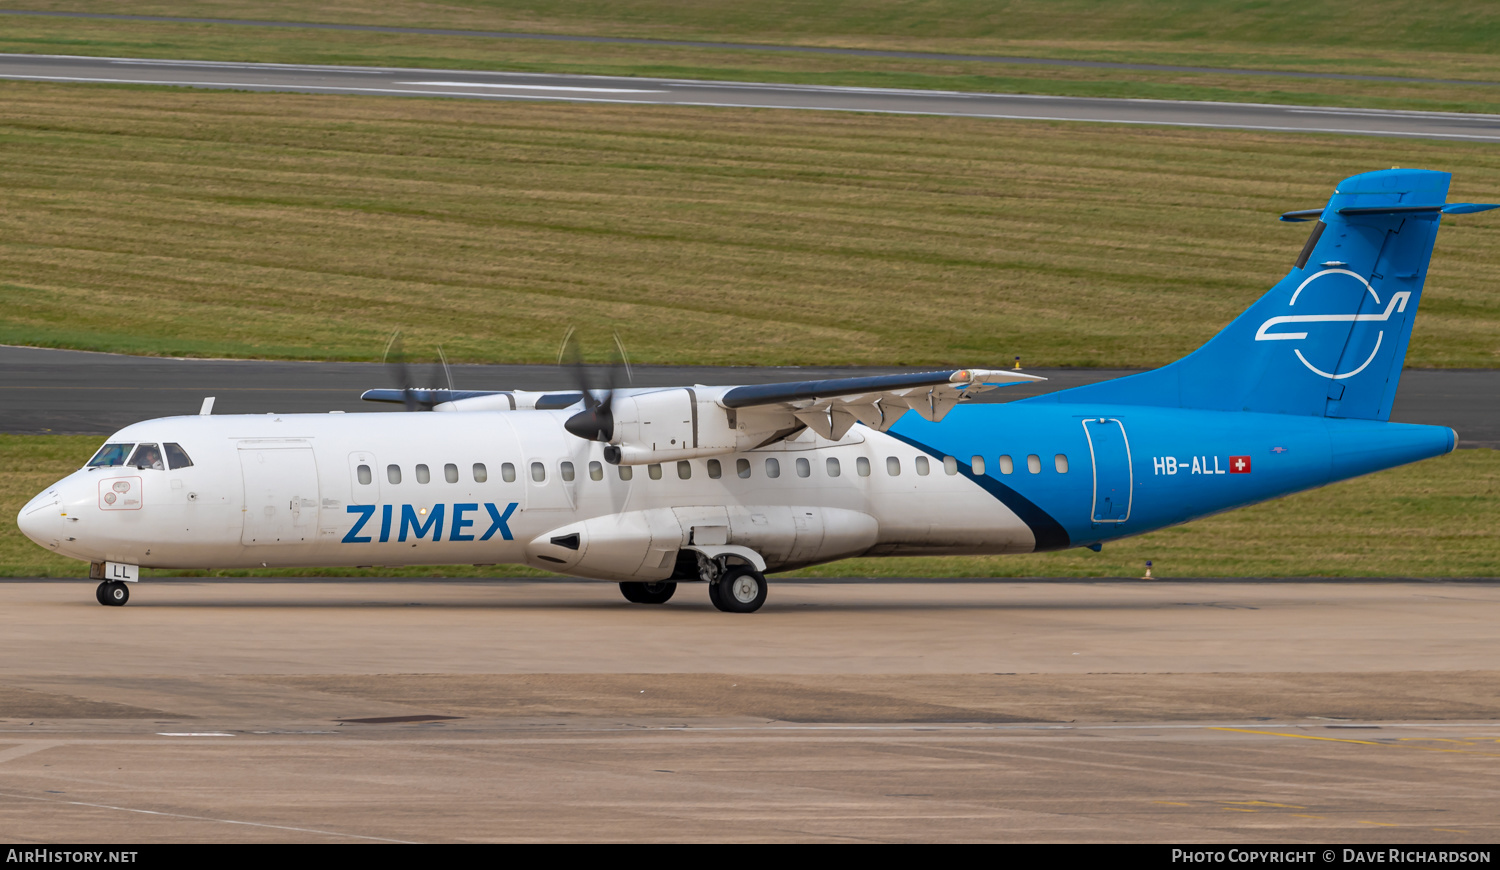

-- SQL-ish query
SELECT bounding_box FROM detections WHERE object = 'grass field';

[4,82,1500,369]
[3,435,1494,579]
[7,2,1500,113]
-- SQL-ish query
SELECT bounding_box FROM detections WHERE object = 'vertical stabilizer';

[1052,169,1464,421]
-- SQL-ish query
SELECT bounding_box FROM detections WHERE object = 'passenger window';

[357,464,372,485]
[127,443,164,470]
[915,456,930,476]
[87,443,133,468]
[387,464,402,484]
[561,461,575,482]
[648,463,663,480]
[796,457,810,478]
[856,457,870,477]
[1027,454,1041,474]
[474,463,488,483]
[416,464,431,484]
[971,455,985,475]
[886,457,900,476]
[1055,454,1069,473]
[677,460,691,480]
[707,459,722,480]
[589,460,603,481]
[736,458,752,479]
[826,457,840,477]
[998,455,1014,475]
[765,458,780,478]
[444,463,459,483]
[531,461,546,482]
[164,443,193,469]
[502,462,516,483]
[618,465,633,481]
[943,456,957,475]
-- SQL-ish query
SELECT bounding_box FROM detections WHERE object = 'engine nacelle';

[609,388,737,465]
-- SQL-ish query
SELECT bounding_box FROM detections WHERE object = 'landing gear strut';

[619,581,676,604]
[96,581,129,607]
[711,566,767,614]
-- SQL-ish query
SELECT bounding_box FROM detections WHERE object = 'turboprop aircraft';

[17,169,1494,612]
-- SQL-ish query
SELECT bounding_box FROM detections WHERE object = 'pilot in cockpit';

[129,444,164,470]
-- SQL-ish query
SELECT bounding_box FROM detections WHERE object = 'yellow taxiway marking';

[1359,821,1399,827]
[1433,829,1470,834]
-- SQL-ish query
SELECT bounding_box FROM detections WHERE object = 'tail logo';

[1254,268,1411,380]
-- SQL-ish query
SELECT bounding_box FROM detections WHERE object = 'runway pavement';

[2,345,1495,448]
[4,11,1496,87]
[0,578,1496,843]
[5,53,1500,142]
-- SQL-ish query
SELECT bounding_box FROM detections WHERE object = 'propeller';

[382,329,454,411]
[560,328,632,458]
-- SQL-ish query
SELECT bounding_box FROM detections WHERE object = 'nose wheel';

[710,567,767,613]
[95,581,129,607]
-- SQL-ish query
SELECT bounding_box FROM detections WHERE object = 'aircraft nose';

[17,488,62,549]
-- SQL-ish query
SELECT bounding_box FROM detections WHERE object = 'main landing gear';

[619,581,676,605]
[709,566,767,614]
[95,581,129,607]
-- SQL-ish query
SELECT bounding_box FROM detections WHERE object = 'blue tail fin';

[1053,169,1476,421]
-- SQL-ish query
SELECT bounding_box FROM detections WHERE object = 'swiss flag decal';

[1229,456,1252,474]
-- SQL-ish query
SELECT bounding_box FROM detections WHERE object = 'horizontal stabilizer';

[1281,202,1499,222]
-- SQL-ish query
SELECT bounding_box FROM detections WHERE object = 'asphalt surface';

[1,578,1497,842]
[2,345,1494,447]
[4,10,1495,88]
[6,53,1500,142]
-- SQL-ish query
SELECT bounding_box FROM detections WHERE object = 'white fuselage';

[21,411,1034,580]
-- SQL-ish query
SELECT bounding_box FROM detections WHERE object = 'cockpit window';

[87,443,134,468]
[127,443,165,470]
[164,443,193,469]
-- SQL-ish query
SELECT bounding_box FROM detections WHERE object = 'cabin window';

[357,464,373,485]
[736,458,752,479]
[531,461,545,482]
[1055,454,1069,473]
[942,456,957,475]
[127,443,164,470]
[164,443,193,469]
[444,463,459,484]
[387,464,402,484]
[765,458,780,478]
[998,455,1014,475]
[618,465,633,481]
[856,457,870,477]
[648,463,663,480]
[707,459,722,479]
[561,461,575,482]
[677,460,692,480]
[915,456,930,476]
[826,457,841,477]
[500,462,515,483]
[886,456,901,476]
[473,463,488,483]
[87,443,133,468]
[1027,454,1041,474]
[589,461,603,481]
[971,455,985,475]
[796,457,810,478]
[415,464,431,484]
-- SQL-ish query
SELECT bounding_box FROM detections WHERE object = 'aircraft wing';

[717,368,1045,441]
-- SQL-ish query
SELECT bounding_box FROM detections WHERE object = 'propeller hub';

[564,406,613,443]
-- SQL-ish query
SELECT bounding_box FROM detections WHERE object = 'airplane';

[16,168,1494,613]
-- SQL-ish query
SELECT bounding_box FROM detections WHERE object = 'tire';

[619,581,676,605]
[95,582,110,606]
[712,567,766,614]
[707,578,724,610]
[102,582,129,607]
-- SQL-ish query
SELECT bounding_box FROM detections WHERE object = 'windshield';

[126,443,164,470]
[86,443,134,468]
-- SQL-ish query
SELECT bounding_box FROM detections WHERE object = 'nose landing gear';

[95,581,129,607]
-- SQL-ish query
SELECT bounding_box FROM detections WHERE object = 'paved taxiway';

[0,579,1496,842]
[5,54,1500,142]
[4,346,1496,448]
